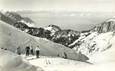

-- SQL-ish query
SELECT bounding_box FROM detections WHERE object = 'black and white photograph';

[0,0,115,71]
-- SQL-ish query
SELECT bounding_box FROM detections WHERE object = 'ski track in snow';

[22,55,90,71]
[22,54,115,71]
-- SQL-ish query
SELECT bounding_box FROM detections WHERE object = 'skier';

[16,47,21,55]
[25,46,30,56]
[30,46,34,55]
[35,46,40,58]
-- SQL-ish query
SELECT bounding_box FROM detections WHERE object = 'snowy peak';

[69,17,115,57]
[93,17,115,33]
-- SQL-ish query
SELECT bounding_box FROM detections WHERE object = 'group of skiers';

[16,46,40,58]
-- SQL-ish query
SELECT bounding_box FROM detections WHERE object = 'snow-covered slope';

[0,21,88,61]
[24,54,115,71]
[89,34,115,63]
[25,56,91,71]
[25,38,115,71]
[0,49,42,71]
[71,32,115,58]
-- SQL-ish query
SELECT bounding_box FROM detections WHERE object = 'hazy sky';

[0,0,115,12]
